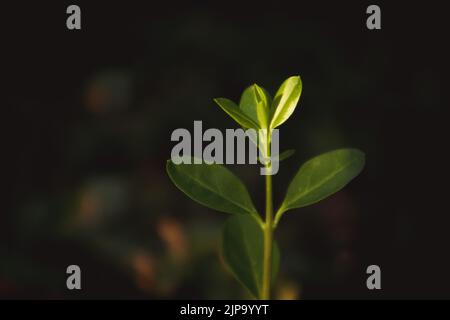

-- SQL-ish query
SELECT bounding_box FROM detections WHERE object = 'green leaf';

[277,148,365,217]
[270,76,302,129]
[277,149,296,162]
[166,160,260,220]
[257,149,296,163]
[239,84,271,129]
[222,215,280,298]
[213,98,259,129]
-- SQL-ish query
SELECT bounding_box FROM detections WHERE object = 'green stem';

[273,207,284,229]
[261,133,273,300]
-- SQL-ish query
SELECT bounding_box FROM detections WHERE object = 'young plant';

[166,76,365,299]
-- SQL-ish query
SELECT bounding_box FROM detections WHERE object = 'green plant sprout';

[166,76,365,299]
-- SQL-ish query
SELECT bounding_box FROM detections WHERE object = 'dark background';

[2,1,449,299]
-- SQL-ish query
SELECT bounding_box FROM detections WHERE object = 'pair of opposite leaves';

[214,75,302,131]
[166,76,365,298]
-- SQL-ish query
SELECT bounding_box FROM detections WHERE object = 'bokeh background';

[2,2,448,299]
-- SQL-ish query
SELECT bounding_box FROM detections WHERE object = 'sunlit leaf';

[213,98,259,129]
[270,76,302,129]
[239,84,271,129]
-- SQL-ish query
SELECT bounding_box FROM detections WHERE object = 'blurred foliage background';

[1,2,448,299]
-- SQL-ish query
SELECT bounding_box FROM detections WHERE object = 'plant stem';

[261,133,273,300]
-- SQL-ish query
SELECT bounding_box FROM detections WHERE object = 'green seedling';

[166,76,365,299]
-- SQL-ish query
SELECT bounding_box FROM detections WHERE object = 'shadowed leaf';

[222,215,280,298]
[278,148,365,218]
[166,159,260,220]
